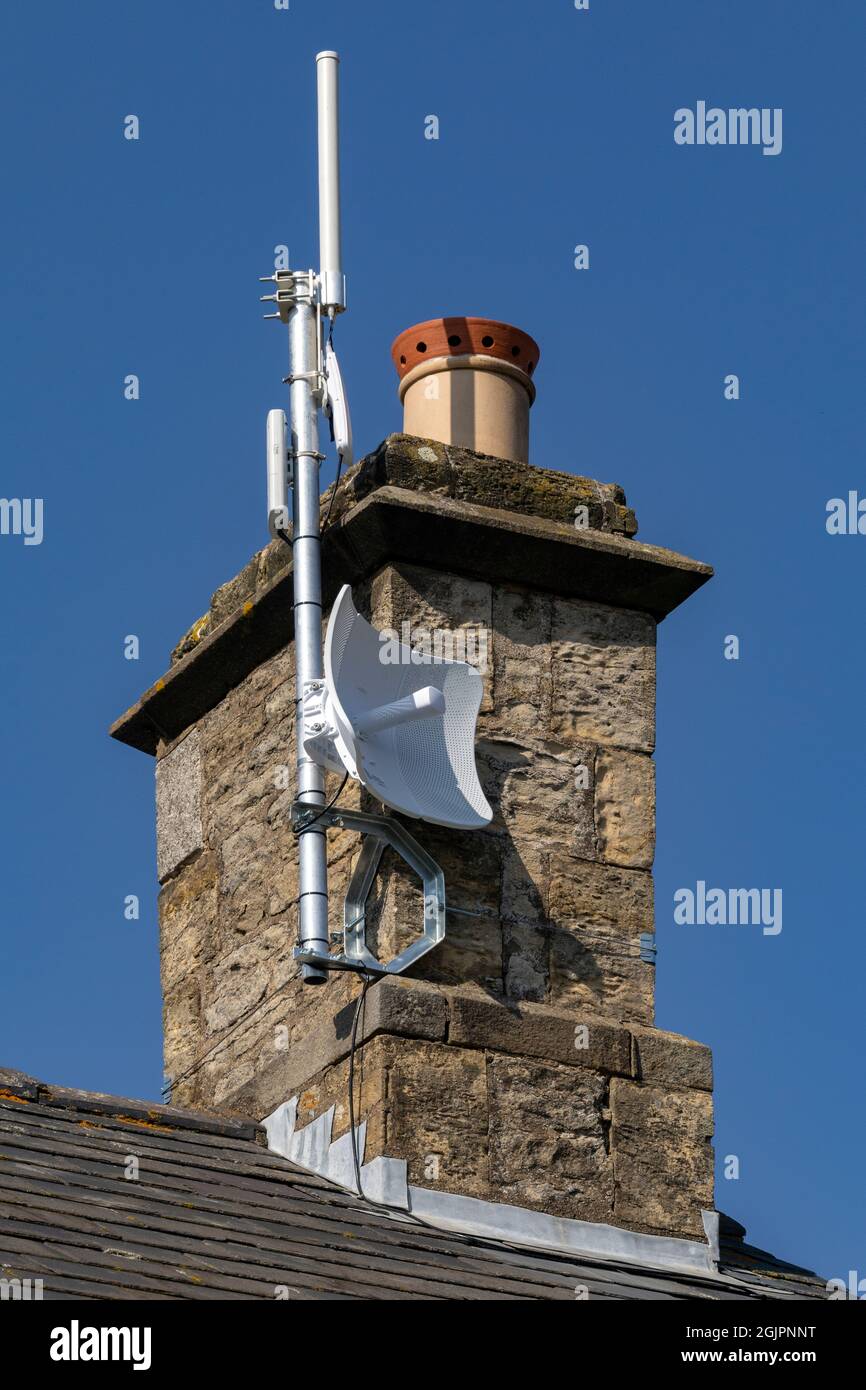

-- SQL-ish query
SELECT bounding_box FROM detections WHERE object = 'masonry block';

[610,1079,714,1237]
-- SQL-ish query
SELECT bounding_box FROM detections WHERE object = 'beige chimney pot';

[391,317,539,463]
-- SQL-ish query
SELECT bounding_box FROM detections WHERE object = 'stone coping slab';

[212,980,712,1116]
[111,485,711,756]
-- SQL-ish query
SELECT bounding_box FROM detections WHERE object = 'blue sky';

[1,1,863,1284]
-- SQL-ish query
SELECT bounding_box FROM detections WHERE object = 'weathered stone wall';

[356,563,657,1021]
[141,435,715,1242]
[157,561,657,1106]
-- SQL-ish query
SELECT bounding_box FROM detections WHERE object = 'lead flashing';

[263,1094,719,1278]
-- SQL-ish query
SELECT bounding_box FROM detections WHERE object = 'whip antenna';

[316,52,346,317]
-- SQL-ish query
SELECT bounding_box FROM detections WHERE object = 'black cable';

[347,975,373,1198]
[320,455,344,534]
[292,771,348,837]
[343,980,442,1227]
[346,975,421,1218]
[166,921,441,1233]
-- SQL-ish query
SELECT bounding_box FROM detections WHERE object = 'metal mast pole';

[261,52,346,986]
[289,297,328,985]
[292,51,346,984]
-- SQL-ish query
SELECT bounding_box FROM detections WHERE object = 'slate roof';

[0,1068,827,1301]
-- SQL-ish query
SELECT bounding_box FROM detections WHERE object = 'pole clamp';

[290,449,326,462]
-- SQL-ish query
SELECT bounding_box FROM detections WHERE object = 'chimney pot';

[391,316,539,463]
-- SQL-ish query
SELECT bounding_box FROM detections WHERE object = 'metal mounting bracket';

[259,267,319,321]
[291,802,446,977]
[639,932,657,964]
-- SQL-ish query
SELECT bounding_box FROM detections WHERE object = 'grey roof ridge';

[0,1066,259,1141]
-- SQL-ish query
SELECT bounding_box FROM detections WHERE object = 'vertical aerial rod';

[316,51,346,315]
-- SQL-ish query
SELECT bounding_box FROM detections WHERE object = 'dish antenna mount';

[261,53,490,985]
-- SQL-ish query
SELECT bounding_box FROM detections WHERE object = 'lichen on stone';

[171,614,211,665]
[168,434,639,663]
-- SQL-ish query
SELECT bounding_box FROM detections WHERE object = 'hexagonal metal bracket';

[291,802,445,977]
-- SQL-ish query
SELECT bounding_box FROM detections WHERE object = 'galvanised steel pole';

[290,51,345,985]
[289,295,329,985]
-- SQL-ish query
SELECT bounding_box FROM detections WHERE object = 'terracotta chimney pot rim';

[391,316,541,384]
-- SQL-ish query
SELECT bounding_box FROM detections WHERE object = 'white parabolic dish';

[321,585,492,830]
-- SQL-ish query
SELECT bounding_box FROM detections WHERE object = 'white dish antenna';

[302,585,492,830]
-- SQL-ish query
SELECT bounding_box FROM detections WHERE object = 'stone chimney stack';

[112,321,716,1249]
